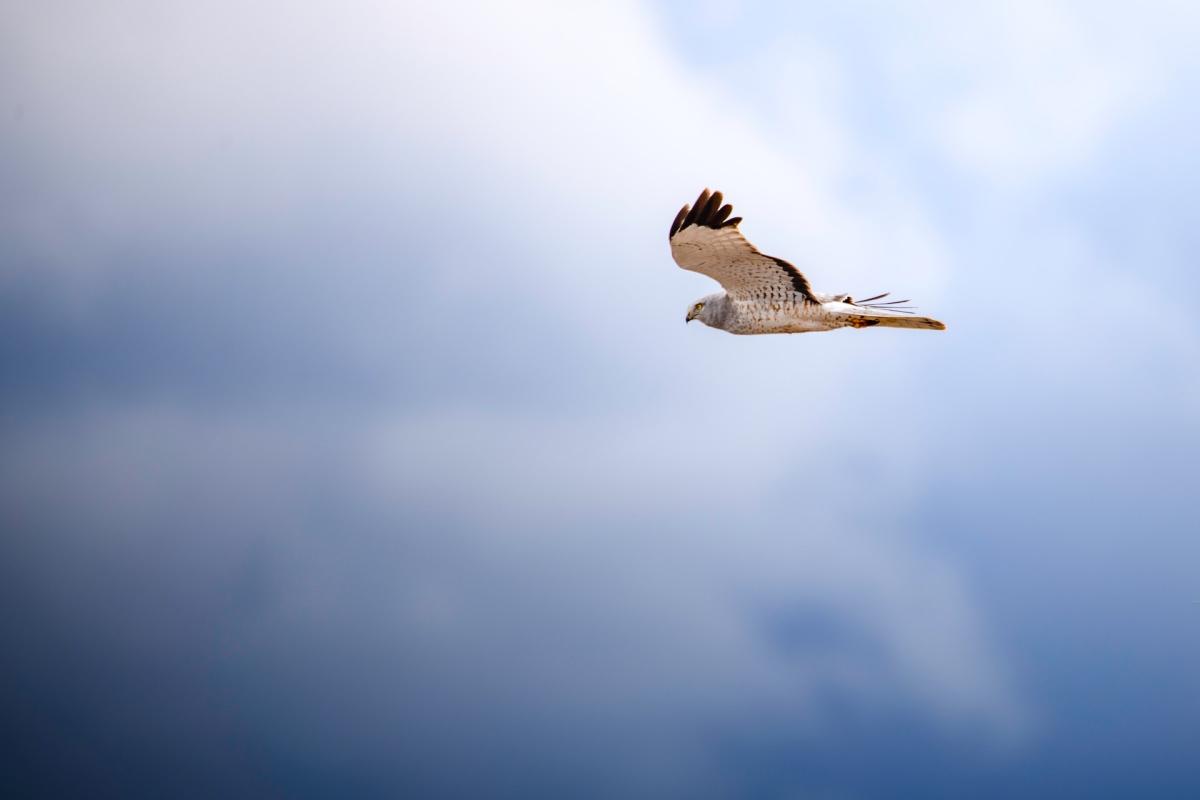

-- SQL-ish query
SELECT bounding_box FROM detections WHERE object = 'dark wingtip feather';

[681,189,710,230]
[697,191,722,225]
[852,292,918,313]
[672,189,743,236]
[669,204,690,238]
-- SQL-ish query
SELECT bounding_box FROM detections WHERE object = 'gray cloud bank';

[3,1,1199,797]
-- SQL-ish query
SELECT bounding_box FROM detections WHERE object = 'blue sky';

[2,1,1199,796]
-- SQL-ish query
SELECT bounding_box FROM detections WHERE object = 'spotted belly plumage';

[725,295,840,335]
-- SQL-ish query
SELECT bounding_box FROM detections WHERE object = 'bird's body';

[670,189,945,335]
[689,291,914,335]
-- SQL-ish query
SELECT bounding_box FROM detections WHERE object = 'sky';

[2,0,1199,796]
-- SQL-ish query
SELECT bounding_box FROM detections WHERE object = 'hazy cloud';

[3,1,1199,796]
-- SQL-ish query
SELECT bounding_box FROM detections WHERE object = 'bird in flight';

[670,189,945,334]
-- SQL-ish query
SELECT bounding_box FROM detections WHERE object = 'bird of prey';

[670,189,945,334]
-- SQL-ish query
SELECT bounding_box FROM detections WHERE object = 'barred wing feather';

[668,189,816,303]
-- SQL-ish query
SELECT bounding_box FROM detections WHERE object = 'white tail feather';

[824,300,945,331]
[851,314,946,331]
[832,303,945,330]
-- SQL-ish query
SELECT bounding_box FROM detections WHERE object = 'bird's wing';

[669,189,816,303]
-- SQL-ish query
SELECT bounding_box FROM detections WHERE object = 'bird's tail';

[844,312,946,331]
[832,294,945,331]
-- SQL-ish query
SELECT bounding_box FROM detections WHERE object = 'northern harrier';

[670,189,945,334]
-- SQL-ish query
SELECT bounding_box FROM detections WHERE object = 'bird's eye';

[695,303,704,312]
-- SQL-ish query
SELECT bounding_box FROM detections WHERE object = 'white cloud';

[1,0,1029,766]
[875,0,1169,183]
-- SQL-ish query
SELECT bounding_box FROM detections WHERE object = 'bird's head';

[686,293,724,326]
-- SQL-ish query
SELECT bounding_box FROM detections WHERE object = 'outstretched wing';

[669,189,816,303]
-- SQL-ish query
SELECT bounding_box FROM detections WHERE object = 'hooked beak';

[686,310,696,323]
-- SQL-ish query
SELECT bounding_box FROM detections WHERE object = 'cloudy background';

[2,0,1199,796]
